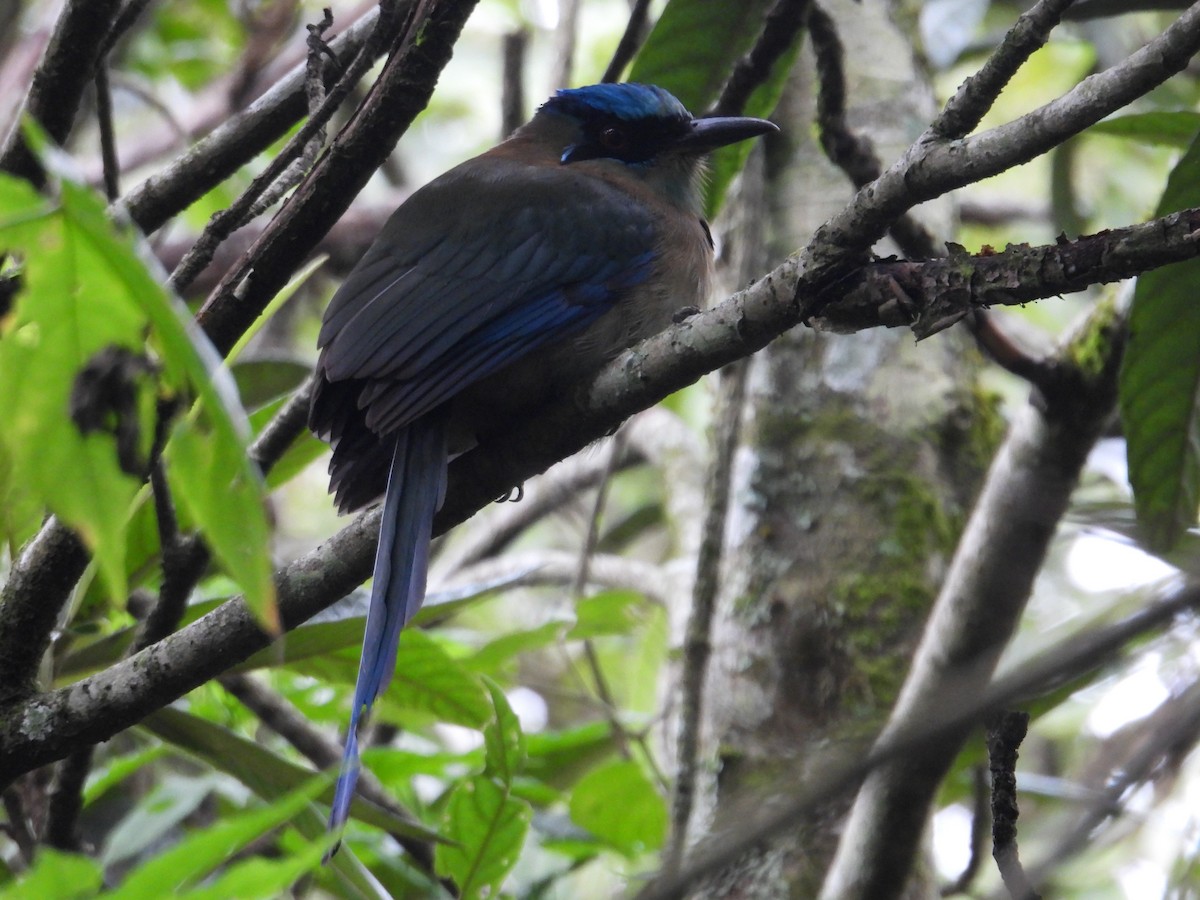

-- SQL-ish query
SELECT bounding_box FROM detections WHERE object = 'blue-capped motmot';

[309,82,776,835]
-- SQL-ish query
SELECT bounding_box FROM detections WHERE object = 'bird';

[308,82,776,837]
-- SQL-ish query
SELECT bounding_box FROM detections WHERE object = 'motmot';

[309,82,776,834]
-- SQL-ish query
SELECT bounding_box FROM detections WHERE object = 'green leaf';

[523,722,615,790]
[0,849,102,900]
[1119,132,1200,549]
[232,358,312,410]
[165,419,277,630]
[380,630,494,728]
[175,837,328,900]
[567,590,643,639]
[139,706,439,842]
[482,680,525,786]
[569,760,666,857]
[83,743,171,807]
[435,777,531,898]
[248,394,326,489]
[628,1,776,113]
[101,772,226,867]
[225,255,325,365]
[0,173,276,624]
[0,180,146,599]
[61,178,275,627]
[466,621,564,675]
[105,775,332,899]
[627,0,791,216]
[1089,111,1200,149]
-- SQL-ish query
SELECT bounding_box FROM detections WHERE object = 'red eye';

[599,126,629,151]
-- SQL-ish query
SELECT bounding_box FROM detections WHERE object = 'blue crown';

[543,83,691,123]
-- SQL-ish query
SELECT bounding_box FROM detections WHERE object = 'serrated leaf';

[0,173,276,624]
[105,774,331,899]
[0,849,102,900]
[139,707,439,842]
[380,630,494,728]
[1120,133,1200,550]
[483,681,525,786]
[568,760,666,857]
[435,777,531,898]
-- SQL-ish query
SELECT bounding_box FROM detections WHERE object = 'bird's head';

[524,83,777,210]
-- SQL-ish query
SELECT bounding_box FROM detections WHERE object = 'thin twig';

[1,787,35,865]
[42,746,92,850]
[986,711,1040,900]
[571,434,633,760]
[799,0,1200,293]
[94,62,120,201]
[219,673,438,875]
[243,8,335,220]
[101,0,158,55]
[552,0,581,88]
[195,0,479,358]
[941,766,990,896]
[0,0,124,184]
[804,205,1200,335]
[117,6,382,234]
[663,359,748,875]
[501,29,529,138]
[808,2,938,260]
[249,376,315,470]
[934,0,1078,140]
[634,580,1200,900]
[1023,677,1200,886]
[710,0,812,117]
[968,311,1057,391]
[817,298,1123,898]
[168,5,393,295]
[601,0,652,84]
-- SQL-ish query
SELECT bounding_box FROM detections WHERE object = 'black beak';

[675,115,779,154]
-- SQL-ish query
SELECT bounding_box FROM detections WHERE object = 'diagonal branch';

[117,6,384,235]
[0,0,123,184]
[810,206,1200,337]
[817,300,1125,898]
[195,0,480,357]
[797,1,1200,294]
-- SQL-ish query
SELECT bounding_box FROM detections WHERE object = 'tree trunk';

[680,2,1001,894]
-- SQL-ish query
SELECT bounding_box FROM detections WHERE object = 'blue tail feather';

[328,413,449,838]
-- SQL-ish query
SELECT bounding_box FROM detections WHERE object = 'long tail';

[329,413,448,836]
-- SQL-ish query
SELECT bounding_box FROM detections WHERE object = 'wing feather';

[310,157,659,508]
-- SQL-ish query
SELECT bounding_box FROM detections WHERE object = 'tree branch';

[809,206,1200,337]
[116,6,383,234]
[817,298,1124,898]
[710,0,813,118]
[797,2,1200,292]
[195,0,480,357]
[0,0,123,184]
[634,577,1200,900]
